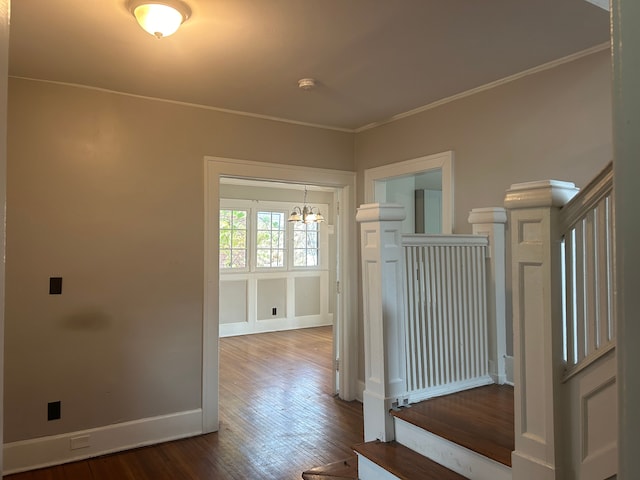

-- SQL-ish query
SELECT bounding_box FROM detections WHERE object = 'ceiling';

[9,0,609,131]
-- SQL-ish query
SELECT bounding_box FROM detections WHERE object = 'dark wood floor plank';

[302,456,357,480]
[4,326,363,480]
[354,441,467,480]
[392,384,514,466]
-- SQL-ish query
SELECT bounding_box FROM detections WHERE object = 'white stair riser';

[356,454,401,480]
[395,418,512,480]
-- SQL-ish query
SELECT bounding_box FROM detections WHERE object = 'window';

[219,200,328,272]
[293,222,319,267]
[219,209,248,269]
[256,211,286,268]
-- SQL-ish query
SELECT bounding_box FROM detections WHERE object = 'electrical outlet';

[70,435,90,450]
[48,401,61,421]
[272,307,277,316]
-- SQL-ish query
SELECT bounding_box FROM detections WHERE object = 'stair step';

[392,384,514,467]
[354,440,466,480]
[302,457,358,480]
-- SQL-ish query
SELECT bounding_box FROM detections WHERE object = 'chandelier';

[288,186,325,224]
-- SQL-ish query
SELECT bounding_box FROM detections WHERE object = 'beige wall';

[4,78,353,442]
[355,49,613,233]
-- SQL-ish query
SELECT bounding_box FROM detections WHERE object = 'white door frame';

[203,156,358,433]
[364,150,454,234]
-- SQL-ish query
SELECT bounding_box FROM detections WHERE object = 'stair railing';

[505,163,617,480]
[357,203,507,442]
[558,163,615,381]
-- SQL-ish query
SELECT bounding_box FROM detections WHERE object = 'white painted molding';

[364,151,454,234]
[469,207,508,386]
[356,203,406,222]
[504,180,579,209]
[3,409,203,475]
[559,162,612,232]
[355,43,610,132]
[13,42,610,135]
[507,201,564,478]
[11,77,352,133]
[219,314,333,337]
[358,204,407,442]
[356,454,400,480]
[405,376,494,405]
[468,206,508,225]
[505,355,514,385]
[401,233,487,247]
[395,419,512,480]
[205,157,359,418]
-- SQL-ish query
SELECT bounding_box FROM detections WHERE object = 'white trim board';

[220,314,333,337]
[12,43,609,134]
[3,409,202,475]
[355,43,610,132]
[505,355,514,385]
[395,418,512,480]
[204,157,358,435]
[364,150,454,234]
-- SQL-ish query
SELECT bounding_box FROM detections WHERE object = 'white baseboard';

[220,315,332,337]
[406,375,494,404]
[505,355,514,385]
[4,409,203,475]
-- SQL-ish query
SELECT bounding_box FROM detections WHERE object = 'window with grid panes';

[256,211,286,268]
[219,209,248,269]
[293,221,319,267]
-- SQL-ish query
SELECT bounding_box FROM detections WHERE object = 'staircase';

[354,384,513,479]
[348,164,617,480]
[304,385,514,480]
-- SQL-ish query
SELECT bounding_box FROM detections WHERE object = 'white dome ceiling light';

[129,0,192,39]
[298,78,317,91]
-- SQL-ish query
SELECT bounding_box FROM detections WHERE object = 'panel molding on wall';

[219,271,332,337]
[3,409,202,475]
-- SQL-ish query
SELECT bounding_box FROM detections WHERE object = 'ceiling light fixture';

[288,186,325,224]
[129,0,191,39]
[298,78,317,91]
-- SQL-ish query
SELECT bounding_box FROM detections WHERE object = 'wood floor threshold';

[354,440,466,480]
[391,384,514,467]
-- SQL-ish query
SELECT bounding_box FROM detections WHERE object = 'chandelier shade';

[288,186,325,224]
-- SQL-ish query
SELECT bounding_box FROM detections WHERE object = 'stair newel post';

[468,207,508,385]
[356,203,408,442]
[505,180,579,480]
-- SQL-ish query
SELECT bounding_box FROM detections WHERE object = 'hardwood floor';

[5,326,364,480]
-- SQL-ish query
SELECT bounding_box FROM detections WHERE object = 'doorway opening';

[203,156,357,433]
[364,150,454,234]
